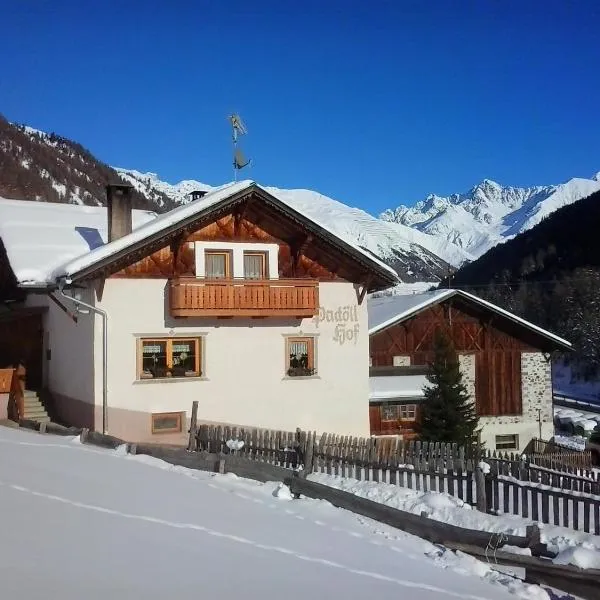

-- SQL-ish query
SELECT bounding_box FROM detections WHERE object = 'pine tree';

[418,329,480,447]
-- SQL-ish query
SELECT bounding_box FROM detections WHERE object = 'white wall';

[26,291,96,423]
[94,279,369,441]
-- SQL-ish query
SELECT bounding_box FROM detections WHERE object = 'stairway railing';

[8,365,26,422]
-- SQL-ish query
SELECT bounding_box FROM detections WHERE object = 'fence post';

[302,431,315,477]
[475,466,487,513]
[187,400,199,451]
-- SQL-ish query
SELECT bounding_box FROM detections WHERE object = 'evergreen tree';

[419,329,480,447]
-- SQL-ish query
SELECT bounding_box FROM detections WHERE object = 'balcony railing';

[169,278,319,318]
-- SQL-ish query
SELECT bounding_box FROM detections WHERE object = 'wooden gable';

[111,196,351,282]
[369,297,542,417]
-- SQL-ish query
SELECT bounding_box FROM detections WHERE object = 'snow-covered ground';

[0,425,560,599]
[307,473,600,570]
[554,407,600,438]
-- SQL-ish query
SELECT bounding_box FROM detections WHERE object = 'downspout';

[58,280,108,434]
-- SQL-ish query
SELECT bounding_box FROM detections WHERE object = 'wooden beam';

[233,200,252,237]
[94,278,105,302]
[357,275,373,305]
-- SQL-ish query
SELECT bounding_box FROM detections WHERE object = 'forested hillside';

[444,189,600,373]
[0,115,170,209]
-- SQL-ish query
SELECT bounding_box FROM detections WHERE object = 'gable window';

[139,337,202,379]
[151,412,183,434]
[205,251,231,279]
[286,337,316,377]
[243,251,267,279]
[495,434,519,451]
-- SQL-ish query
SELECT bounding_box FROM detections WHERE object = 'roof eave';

[61,183,399,289]
[368,288,572,352]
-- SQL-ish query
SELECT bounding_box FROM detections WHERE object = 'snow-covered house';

[368,290,572,451]
[0,182,397,442]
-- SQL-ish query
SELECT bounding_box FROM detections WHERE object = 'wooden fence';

[525,437,595,471]
[192,419,600,533]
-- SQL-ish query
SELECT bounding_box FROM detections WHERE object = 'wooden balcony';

[169,278,319,318]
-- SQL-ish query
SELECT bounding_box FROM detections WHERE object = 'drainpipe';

[58,280,108,434]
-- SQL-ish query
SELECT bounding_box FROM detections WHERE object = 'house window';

[393,355,411,367]
[205,251,231,278]
[139,338,202,379]
[495,434,519,451]
[151,412,183,434]
[381,404,400,422]
[243,251,267,279]
[286,337,316,377]
[399,404,417,420]
[381,403,417,422]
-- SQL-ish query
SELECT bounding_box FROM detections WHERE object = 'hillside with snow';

[381,175,600,259]
[3,115,600,280]
[0,424,571,599]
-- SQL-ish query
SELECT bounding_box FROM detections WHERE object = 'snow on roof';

[368,290,453,333]
[369,375,427,401]
[52,180,398,283]
[368,289,572,350]
[0,197,157,285]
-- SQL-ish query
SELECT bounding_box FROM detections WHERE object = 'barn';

[368,290,572,451]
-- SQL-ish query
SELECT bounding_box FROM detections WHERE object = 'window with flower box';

[138,337,202,379]
[285,337,316,377]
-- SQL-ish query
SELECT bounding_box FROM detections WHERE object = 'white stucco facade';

[25,291,97,427]
[78,278,369,443]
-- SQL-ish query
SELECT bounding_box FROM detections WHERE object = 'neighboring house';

[0,182,397,443]
[368,290,572,451]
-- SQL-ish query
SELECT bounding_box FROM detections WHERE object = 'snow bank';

[307,472,600,557]
[553,546,600,569]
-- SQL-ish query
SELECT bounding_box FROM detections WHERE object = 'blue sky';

[1,0,599,213]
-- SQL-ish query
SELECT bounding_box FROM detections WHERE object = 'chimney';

[106,183,134,242]
[190,190,208,201]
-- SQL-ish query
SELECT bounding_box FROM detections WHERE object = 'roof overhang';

[368,289,572,352]
[56,183,398,292]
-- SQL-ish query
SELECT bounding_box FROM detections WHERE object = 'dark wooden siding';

[111,203,345,282]
[370,299,534,419]
[475,350,522,415]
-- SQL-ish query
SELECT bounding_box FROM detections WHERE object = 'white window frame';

[194,241,279,280]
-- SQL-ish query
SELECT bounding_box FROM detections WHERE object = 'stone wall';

[521,352,553,423]
[458,353,475,400]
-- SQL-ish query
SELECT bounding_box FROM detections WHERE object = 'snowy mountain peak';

[115,168,212,207]
[381,173,600,259]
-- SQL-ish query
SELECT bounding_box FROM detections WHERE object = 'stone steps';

[21,390,50,423]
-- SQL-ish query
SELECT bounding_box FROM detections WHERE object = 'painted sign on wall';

[313,305,360,345]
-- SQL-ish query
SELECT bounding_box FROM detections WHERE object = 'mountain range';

[381,174,600,259]
[1,115,599,285]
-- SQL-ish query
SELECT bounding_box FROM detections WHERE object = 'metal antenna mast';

[228,113,250,181]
